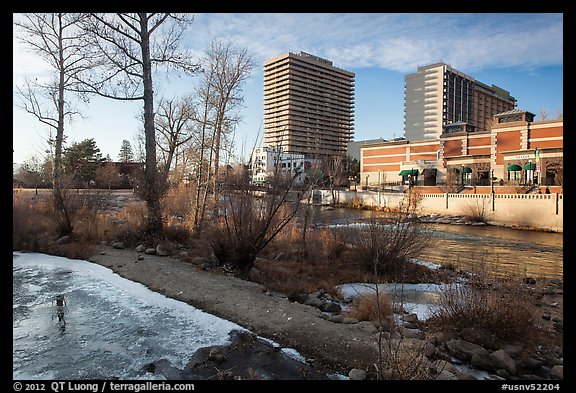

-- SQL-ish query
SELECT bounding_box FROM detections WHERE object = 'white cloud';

[185,13,562,73]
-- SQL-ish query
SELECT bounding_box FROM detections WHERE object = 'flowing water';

[302,206,563,280]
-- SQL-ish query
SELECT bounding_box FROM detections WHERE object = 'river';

[301,206,563,280]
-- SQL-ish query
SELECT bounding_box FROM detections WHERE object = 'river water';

[302,207,563,280]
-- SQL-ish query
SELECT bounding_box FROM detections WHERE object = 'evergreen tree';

[118,140,134,163]
[63,138,105,185]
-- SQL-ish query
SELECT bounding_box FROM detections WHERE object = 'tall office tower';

[404,62,516,141]
[263,51,355,158]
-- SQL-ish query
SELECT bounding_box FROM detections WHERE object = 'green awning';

[399,169,419,176]
[422,168,437,176]
[450,167,460,173]
[524,163,536,170]
[461,167,472,174]
[508,164,522,171]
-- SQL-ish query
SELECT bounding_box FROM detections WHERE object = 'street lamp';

[378,170,381,189]
[491,169,496,211]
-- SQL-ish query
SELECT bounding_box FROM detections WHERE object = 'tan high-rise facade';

[404,62,516,142]
[263,51,355,158]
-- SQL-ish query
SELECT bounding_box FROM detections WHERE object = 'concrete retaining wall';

[312,189,563,232]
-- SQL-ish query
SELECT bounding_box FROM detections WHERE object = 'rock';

[496,369,511,379]
[348,368,366,380]
[287,292,308,304]
[137,255,144,261]
[490,349,517,375]
[553,320,563,333]
[248,267,262,281]
[304,295,323,308]
[354,321,378,334]
[523,277,536,285]
[320,302,342,313]
[518,357,542,370]
[471,352,496,371]
[460,327,496,350]
[56,235,71,245]
[429,359,458,375]
[501,343,524,358]
[156,244,170,256]
[401,313,419,324]
[456,372,478,380]
[201,262,212,271]
[342,317,359,324]
[135,244,147,253]
[328,315,343,323]
[112,242,125,249]
[399,327,425,339]
[550,365,563,380]
[390,338,435,358]
[192,256,211,265]
[436,370,458,380]
[446,339,490,362]
[144,248,156,255]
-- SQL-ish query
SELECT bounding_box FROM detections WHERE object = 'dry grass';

[426,264,538,344]
[344,292,393,322]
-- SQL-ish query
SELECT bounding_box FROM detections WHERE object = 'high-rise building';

[404,62,516,141]
[263,51,355,158]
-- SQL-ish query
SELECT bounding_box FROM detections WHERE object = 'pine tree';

[118,140,134,163]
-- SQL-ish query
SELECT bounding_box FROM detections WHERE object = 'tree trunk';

[140,14,163,237]
[53,14,72,236]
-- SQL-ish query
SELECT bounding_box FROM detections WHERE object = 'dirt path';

[88,245,380,377]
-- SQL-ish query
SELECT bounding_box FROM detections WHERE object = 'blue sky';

[12,13,563,165]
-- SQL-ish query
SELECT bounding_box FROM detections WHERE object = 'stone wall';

[312,189,563,232]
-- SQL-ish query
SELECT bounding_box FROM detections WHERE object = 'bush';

[344,292,393,322]
[427,268,537,344]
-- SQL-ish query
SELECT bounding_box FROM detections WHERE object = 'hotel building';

[360,110,563,188]
[404,62,517,141]
[262,51,355,158]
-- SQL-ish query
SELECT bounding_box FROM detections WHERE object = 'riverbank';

[86,244,563,381]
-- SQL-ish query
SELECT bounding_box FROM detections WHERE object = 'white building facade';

[249,146,307,185]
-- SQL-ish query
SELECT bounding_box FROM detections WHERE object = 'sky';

[12,13,563,166]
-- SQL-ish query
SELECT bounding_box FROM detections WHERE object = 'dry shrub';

[13,191,57,251]
[382,339,434,380]
[162,183,196,227]
[428,266,537,344]
[344,292,393,322]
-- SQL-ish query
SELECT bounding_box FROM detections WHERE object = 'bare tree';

[14,13,97,235]
[203,41,254,215]
[154,96,197,184]
[73,13,200,237]
[208,164,306,278]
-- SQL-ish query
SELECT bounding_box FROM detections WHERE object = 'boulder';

[304,295,323,308]
[471,352,496,371]
[156,244,170,256]
[112,242,125,249]
[354,321,378,334]
[56,235,71,245]
[490,349,517,375]
[328,315,343,323]
[550,365,563,380]
[320,302,342,313]
[460,327,496,350]
[446,339,490,362]
[135,244,147,253]
[342,317,359,324]
[348,369,366,380]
